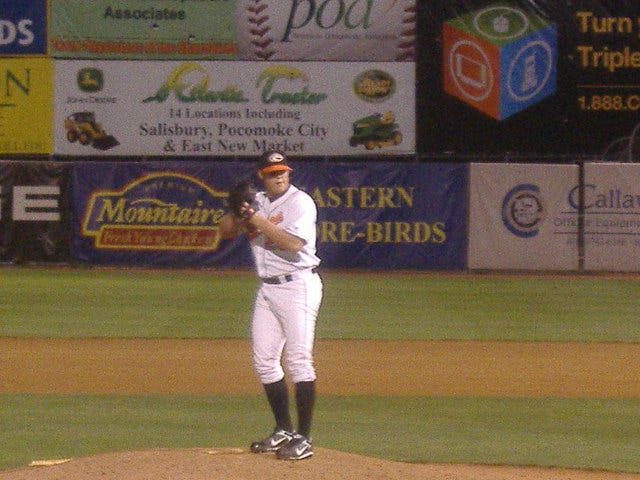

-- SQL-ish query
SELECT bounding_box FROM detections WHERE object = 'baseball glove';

[227,179,257,219]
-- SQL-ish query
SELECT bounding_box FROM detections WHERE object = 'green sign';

[49,0,237,59]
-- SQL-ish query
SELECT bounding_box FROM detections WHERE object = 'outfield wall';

[4,2,640,270]
[2,159,640,272]
[469,163,579,271]
[0,159,465,269]
[469,162,640,272]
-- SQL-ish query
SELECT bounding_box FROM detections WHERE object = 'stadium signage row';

[0,185,60,221]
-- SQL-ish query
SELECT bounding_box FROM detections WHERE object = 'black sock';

[263,379,292,432]
[295,381,315,438]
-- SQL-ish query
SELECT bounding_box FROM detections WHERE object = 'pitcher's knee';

[286,360,316,384]
[253,361,284,385]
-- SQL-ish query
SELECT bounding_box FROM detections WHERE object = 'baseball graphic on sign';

[234,0,416,61]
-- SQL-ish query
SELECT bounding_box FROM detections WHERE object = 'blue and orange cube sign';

[442,4,557,120]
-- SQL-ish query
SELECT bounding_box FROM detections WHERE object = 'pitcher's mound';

[1,448,638,480]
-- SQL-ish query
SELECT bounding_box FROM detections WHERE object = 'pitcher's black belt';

[261,267,319,285]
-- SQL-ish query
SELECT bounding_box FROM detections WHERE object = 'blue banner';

[0,0,47,55]
[299,162,467,270]
[69,161,467,269]
[70,161,251,267]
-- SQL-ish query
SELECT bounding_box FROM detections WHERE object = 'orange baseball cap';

[257,151,292,174]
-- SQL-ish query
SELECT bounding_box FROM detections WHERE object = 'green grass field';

[2,267,639,341]
[1,267,640,472]
[3,395,639,472]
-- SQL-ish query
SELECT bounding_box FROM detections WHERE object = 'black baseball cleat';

[250,429,294,453]
[275,433,313,460]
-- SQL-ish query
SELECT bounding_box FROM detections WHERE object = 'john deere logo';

[77,68,104,93]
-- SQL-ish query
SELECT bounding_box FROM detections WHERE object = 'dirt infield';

[2,338,639,397]
[2,448,640,480]
[2,338,640,480]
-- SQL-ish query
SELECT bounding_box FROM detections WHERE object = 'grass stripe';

[1,267,639,341]
[1,394,639,473]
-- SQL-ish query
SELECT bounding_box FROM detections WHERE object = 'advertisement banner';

[468,163,579,270]
[0,160,70,264]
[69,160,465,269]
[49,0,415,62]
[0,0,47,56]
[53,60,415,157]
[70,161,243,267]
[49,0,237,60]
[304,162,467,270]
[0,58,52,154]
[583,163,640,271]
[234,0,416,61]
[417,1,640,157]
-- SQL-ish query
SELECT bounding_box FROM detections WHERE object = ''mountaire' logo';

[501,183,545,237]
[81,172,227,250]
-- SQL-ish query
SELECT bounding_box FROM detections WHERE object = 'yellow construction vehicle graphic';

[64,112,119,150]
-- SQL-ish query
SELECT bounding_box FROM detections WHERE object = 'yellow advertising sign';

[0,58,52,154]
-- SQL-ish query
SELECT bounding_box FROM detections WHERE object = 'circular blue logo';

[501,184,545,238]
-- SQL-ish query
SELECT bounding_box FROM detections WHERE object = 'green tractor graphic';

[349,111,402,150]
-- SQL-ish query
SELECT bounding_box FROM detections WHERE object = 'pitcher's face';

[260,169,290,199]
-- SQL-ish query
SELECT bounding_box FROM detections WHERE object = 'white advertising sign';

[53,60,415,157]
[583,163,640,271]
[234,0,416,61]
[469,163,579,270]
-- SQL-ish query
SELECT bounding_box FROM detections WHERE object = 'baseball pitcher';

[219,151,322,461]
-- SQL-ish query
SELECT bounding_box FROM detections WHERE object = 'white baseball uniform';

[248,184,322,385]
